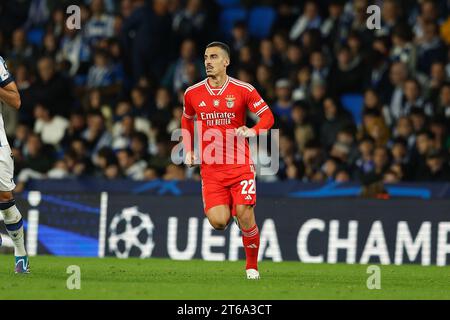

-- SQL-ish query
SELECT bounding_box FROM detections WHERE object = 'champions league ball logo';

[108,206,155,258]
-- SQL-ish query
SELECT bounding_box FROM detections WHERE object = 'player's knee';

[236,205,254,218]
[236,205,255,227]
[0,198,22,225]
[0,191,13,202]
[208,215,229,230]
[206,206,231,230]
[210,220,228,230]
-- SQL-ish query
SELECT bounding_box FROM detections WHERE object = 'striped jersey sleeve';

[0,56,13,88]
[182,89,196,119]
[246,86,269,117]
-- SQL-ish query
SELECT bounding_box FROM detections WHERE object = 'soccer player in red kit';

[181,42,274,279]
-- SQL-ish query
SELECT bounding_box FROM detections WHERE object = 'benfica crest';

[225,95,235,108]
[213,99,220,107]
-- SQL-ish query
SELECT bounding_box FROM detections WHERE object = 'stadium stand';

[0,0,449,191]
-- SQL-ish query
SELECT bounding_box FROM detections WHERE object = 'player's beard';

[207,68,225,80]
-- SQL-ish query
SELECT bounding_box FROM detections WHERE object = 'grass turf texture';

[0,255,449,299]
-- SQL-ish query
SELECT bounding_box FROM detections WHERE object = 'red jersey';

[182,76,272,172]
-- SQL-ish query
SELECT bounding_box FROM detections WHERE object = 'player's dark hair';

[206,41,231,60]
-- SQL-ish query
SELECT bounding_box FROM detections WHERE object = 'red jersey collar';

[205,76,230,96]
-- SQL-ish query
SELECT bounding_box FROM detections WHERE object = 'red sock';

[242,224,260,270]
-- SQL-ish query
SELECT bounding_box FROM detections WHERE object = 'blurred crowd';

[0,0,450,189]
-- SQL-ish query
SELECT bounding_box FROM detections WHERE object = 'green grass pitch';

[0,255,449,299]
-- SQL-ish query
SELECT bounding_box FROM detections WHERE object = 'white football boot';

[246,268,260,280]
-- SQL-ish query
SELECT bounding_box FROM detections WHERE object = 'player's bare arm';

[181,98,197,167]
[236,100,274,138]
[239,116,274,138]
[0,81,21,110]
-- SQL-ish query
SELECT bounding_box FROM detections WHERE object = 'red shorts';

[201,164,256,216]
